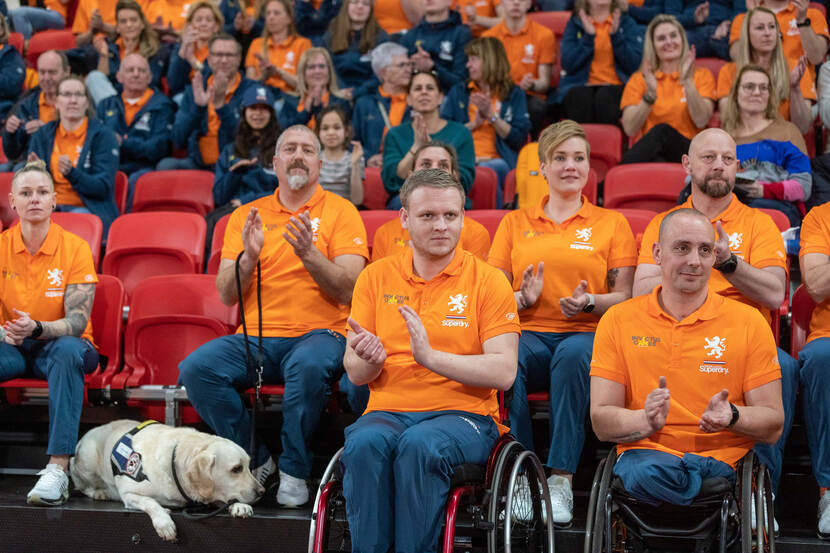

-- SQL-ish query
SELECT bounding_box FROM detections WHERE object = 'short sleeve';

[589,305,628,385]
[328,202,370,260]
[220,205,246,261]
[66,237,98,286]
[636,211,662,265]
[620,72,646,110]
[743,308,781,392]
[607,211,638,269]
[245,39,261,69]
[694,67,717,100]
[808,7,830,40]
[800,206,830,257]
[487,211,516,273]
[729,14,744,45]
[538,27,556,65]
[717,62,736,99]
[462,218,492,260]
[746,212,787,270]
[349,267,377,335]
[477,266,521,343]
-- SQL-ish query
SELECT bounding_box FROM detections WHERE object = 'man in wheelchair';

[589,206,784,509]
[341,168,521,553]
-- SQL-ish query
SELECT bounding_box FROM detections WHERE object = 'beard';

[694,173,733,199]
[287,173,309,190]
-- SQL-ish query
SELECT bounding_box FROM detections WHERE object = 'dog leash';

[171,442,239,520]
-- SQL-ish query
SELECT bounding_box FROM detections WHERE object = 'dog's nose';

[257,483,265,496]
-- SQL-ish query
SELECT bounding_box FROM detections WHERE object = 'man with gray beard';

[631,128,796,532]
[179,125,369,508]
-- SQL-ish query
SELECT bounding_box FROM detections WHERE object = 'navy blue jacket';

[400,11,473,92]
[295,0,342,41]
[219,0,264,43]
[351,88,412,159]
[213,143,279,206]
[317,28,388,97]
[0,44,26,121]
[98,90,174,174]
[100,41,170,94]
[627,0,665,26]
[166,43,210,98]
[172,73,257,168]
[666,0,743,27]
[441,83,531,168]
[554,13,643,104]
[2,87,46,162]
[278,92,351,128]
[28,119,120,236]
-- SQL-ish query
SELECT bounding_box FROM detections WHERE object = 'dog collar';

[171,443,200,506]
[110,420,159,482]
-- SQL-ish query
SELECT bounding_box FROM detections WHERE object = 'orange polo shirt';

[483,19,555,98]
[621,67,716,140]
[0,223,98,344]
[488,195,637,333]
[637,195,787,324]
[374,0,413,34]
[38,92,56,124]
[467,84,500,159]
[453,0,500,36]
[122,88,154,126]
[350,246,520,430]
[371,215,492,262]
[245,34,311,93]
[716,61,816,120]
[221,185,368,337]
[590,287,780,467]
[145,0,192,31]
[51,118,88,207]
[587,17,622,86]
[72,0,118,33]
[198,72,241,166]
[799,202,830,343]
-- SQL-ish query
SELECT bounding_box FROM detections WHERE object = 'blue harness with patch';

[110,420,159,482]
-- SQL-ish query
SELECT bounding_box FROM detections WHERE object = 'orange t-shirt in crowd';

[799,202,830,343]
[145,0,192,31]
[467,84,500,160]
[51,118,88,207]
[637,195,787,324]
[221,185,368,337]
[590,287,781,467]
[716,61,816,120]
[350,246,520,431]
[483,19,555,98]
[488,195,638,334]
[374,0,414,34]
[122,88,154,126]
[38,92,56,124]
[620,67,716,140]
[587,16,623,86]
[198,72,241,166]
[0,223,98,344]
[371,215,492,262]
[72,0,118,33]
[453,0,501,36]
[245,34,311,93]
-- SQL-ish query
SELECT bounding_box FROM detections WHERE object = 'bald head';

[653,208,716,296]
[117,54,152,96]
[683,128,738,200]
[688,128,736,157]
[37,50,70,96]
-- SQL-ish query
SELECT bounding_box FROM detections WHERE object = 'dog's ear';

[186,451,216,502]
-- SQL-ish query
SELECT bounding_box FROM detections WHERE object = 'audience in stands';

[160,34,255,171]
[400,0,473,91]
[625,0,666,29]
[3,50,68,171]
[166,2,224,99]
[278,47,351,129]
[382,70,475,209]
[179,124,368,508]
[453,0,504,35]
[296,0,343,43]
[341,168,519,553]
[666,0,736,59]
[320,0,389,100]
[489,120,637,524]
[721,64,811,226]
[73,0,118,46]
[719,6,814,135]
[220,0,263,50]
[86,0,170,106]
[0,161,100,508]
[372,140,491,261]
[620,14,715,163]
[99,54,174,211]
[373,0,421,35]
[796,202,830,537]
[555,0,643,126]
[8,0,65,39]
[0,14,25,122]
[352,42,412,166]
[244,0,311,95]
[483,0,555,138]
[633,129,797,525]
[28,76,119,236]
[442,37,531,204]
[316,105,364,205]
[143,0,192,34]
[591,205,784,506]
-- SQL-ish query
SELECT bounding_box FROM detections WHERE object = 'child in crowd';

[316,105,364,206]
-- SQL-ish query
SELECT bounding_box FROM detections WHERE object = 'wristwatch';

[728,402,740,428]
[490,114,498,123]
[30,320,43,339]
[643,92,656,105]
[582,293,596,313]
[714,253,738,274]
[797,17,812,27]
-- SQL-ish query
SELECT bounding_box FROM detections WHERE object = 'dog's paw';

[152,514,178,542]
[229,502,253,518]
[92,490,109,500]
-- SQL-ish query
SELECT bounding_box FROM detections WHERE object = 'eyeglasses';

[698,153,737,166]
[210,51,240,59]
[740,82,770,93]
[58,91,86,98]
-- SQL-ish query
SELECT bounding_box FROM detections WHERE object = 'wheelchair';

[584,447,775,553]
[308,433,555,553]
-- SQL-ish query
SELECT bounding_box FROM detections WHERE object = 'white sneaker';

[547,474,573,526]
[750,490,779,535]
[252,457,276,488]
[27,464,69,506]
[276,470,308,507]
[818,490,830,538]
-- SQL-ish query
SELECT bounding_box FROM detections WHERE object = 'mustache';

[288,160,309,172]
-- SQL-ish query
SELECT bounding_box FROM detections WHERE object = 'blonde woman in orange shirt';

[245,0,311,94]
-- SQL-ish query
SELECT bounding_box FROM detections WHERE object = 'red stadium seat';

[466,209,509,241]
[8,32,23,55]
[102,212,206,299]
[65,0,80,28]
[583,124,623,182]
[757,208,791,343]
[695,58,727,82]
[613,208,658,248]
[527,10,570,35]
[504,169,516,206]
[791,284,818,359]
[114,171,128,214]
[132,170,215,215]
[50,212,103,269]
[207,213,232,274]
[363,167,388,210]
[0,173,17,227]
[810,1,827,17]
[470,166,498,209]
[603,163,687,211]
[359,210,399,249]
[27,30,76,67]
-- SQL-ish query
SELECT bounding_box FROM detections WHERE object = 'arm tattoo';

[41,283,96,339]
[612,430,650,443]
[606,268,619,290]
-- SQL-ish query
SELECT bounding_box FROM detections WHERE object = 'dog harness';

[110,420,159,482]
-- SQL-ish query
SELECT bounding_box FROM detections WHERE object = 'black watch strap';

[728,402,740,428]
[714,253,738,274]
[30,320,43,339]
[797,17,811,27]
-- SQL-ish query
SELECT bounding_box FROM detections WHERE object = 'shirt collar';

[654,69,680,80]
[272,183,326,213]
[378,85,406,100]
[529,194,594,223]
[683,193,742,223]
[58,117,89,139]
[646,285,724,324]
[12,221,60,256]
[400,243,466,283]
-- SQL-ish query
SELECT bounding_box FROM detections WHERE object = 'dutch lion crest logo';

[448,294,468,315]
[704,336,726,359]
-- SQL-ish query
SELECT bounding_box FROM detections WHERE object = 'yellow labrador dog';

[70,419,264,542]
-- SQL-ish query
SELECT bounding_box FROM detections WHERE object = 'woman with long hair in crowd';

[245,0,311,95]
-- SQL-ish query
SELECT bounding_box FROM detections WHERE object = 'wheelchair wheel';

[586,448,618,553]
[309,448,350,553]
[738,452,775,553]
[487,445,554,553]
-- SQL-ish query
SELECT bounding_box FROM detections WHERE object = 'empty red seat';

[132,170,215,215]
[27,29,76,67]
[114,171,128,214]
[363,167,388,210]
[603,163,687,211]
[8,32,23,55]
[470,166,498,209]
[207,213,232,274]
[50,212,103,269]
[583,124,623,182]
